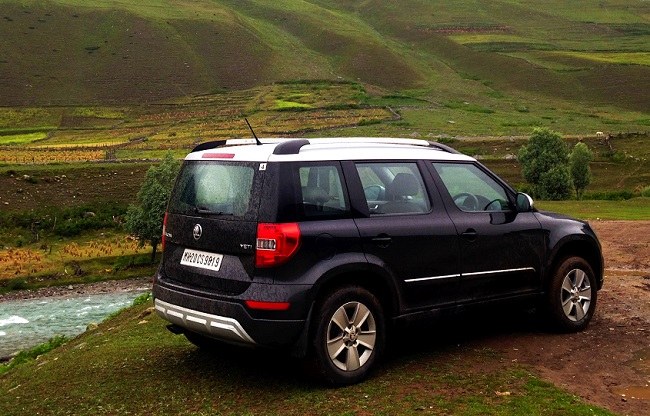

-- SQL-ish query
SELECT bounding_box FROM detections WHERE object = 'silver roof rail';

[214,137,459,155]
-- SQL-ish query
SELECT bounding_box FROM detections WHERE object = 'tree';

[126,152,181,262]
[569,141,593,200]
[518,128,572,200]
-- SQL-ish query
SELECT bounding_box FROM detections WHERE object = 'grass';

[0,301,614,415]
[0,335,67,376]
[549,51,650,66]
[0,132,48,145]
[536,198,650,220]
[0,0,647,117]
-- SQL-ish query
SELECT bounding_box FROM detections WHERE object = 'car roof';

[184,138,475,163]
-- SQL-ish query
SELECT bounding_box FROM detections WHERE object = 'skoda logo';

[192,224,202,241]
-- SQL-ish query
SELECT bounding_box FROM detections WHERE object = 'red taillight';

[245,300,291,311]
[255,222,301,268]
[161,212,168,251]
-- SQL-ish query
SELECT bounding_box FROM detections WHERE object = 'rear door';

[162,160,262,296]
[344,161,460,311]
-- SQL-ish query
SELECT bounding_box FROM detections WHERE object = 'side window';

[355,162,430,215]
[432,162,511,212]
[297,164,349,218]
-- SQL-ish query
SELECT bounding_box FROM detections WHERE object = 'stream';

[0,290,148,358]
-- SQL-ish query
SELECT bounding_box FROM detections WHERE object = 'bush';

[0,202,127,242]
[132,292,152,306]
[518,128,572,200]
[569,142,593,199]
[2,278,28,291]
[641,186,650,198]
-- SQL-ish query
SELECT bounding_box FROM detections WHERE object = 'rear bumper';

[155,298,256,345]
[152,279,309,348]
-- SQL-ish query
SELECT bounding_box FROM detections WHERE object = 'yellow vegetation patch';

[0,248,45,278]
[0,236,149,280]
[549,51,650,66]
[0,149,105,164]
[449,34,531,44]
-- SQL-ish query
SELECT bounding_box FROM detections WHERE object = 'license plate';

[180,249,223,272]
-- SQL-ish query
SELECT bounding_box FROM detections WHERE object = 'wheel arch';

[310,265,401,320]
[547,238,604,290]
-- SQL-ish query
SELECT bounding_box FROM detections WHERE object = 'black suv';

[153,138,603,385]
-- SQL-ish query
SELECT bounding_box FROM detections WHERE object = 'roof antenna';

[245,118,262,146]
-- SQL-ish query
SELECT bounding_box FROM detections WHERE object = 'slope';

[0,0,647,114]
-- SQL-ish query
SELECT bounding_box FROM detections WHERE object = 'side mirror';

[516,192,534,212]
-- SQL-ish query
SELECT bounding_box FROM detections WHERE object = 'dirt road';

[483,221,649,415]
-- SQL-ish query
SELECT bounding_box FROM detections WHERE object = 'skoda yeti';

[153,138,603,385]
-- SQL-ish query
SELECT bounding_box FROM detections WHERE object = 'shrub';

[0,202,127,241]
[569,142,593,199]
[126,152,180,263]
[132,292,152,306]
[518,128,572,200]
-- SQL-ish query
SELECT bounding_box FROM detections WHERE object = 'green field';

[536,198,650,220]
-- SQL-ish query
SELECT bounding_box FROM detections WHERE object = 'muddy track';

[482,221,650,415]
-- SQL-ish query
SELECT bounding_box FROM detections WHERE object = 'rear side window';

[297,163,349,219]
[355,162,430,215]
[168,161,257,218]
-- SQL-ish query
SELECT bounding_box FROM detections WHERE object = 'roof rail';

[216,137,461,155]
[273,139,310,155]
[427,141,461,154]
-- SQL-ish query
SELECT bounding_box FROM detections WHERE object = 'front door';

[430,162,544,303]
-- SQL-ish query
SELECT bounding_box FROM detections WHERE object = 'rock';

[86,323,98,331]
[138,307,154,319]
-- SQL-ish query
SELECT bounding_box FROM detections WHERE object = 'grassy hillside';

[0,0,648,116]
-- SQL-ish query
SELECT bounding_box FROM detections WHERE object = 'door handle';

[371,236,392,248]
[461,228,478,242]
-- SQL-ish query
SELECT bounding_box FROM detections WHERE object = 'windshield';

[168,161,257,218]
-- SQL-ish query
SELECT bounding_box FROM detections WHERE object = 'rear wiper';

[194,206,232,216]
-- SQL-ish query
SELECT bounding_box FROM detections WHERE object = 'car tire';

[545,256,597,332]
[310,286,385,385]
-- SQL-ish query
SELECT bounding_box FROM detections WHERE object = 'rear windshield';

[168,161,258,218]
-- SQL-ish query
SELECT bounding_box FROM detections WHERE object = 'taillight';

[161,212,168,252]
[255,222,301,268]
[245,300,291,311]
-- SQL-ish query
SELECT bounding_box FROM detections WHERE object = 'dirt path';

[483,221,650,416]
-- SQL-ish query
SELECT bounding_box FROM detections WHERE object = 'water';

[0,291,147,357]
